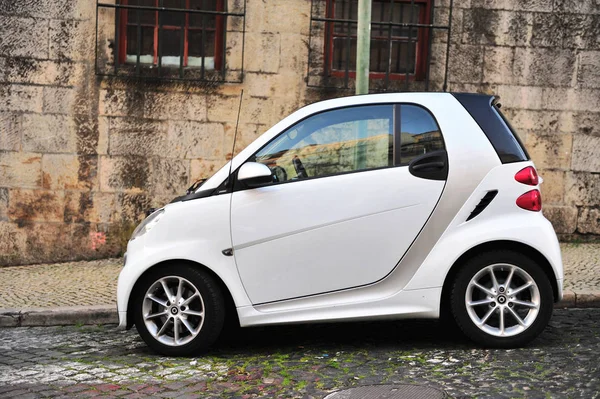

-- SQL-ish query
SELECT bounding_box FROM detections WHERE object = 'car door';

[230,103,446,304]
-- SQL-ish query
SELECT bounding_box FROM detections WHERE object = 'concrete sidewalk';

[0,244,599,327]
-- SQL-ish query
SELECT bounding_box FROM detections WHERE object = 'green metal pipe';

[355,0,372,95]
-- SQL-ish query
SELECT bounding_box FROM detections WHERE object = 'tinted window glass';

[253,105,394,182]
[452,93,529,164]
[400,105,444,165]
[494,105,530,160]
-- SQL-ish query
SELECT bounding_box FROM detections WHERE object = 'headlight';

[130,209,164,241]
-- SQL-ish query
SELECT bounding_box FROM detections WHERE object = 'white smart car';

[117,93,563,356]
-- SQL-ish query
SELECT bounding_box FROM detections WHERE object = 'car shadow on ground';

[212,319,469,353]
[130,309,595,359]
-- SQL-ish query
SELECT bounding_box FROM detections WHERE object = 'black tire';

[450,250,554,348]
[133,264,225,356]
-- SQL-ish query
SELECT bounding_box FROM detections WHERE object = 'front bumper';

[116,252,129,329]
[117,311,128,329]
[556,278,564,302]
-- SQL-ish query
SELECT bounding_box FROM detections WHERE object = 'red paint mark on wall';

[90,232,107,250]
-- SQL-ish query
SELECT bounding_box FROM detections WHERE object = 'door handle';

[411,161,445,171]
[408,150,448,181]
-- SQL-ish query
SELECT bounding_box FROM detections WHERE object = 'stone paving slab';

[0,244,598,325]
[0,309,598,398]
[0,258,122,308]
[561,243,600,294]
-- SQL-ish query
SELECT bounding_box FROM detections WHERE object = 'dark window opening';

[118,0,225,71]
[325,0,432,81]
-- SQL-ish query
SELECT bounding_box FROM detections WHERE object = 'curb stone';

[0,293,599,327]
[555,290,600,309]
[573,293,600,308]
[559,290,577,307]
[0,305,118,327]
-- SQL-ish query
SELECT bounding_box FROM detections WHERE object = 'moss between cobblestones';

[0,311,599,397]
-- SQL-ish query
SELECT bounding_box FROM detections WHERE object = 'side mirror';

[237,162,273,187]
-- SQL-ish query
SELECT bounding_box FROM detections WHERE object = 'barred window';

[324,0,432,81]
[118,0,224,71]
[96,0,245,82]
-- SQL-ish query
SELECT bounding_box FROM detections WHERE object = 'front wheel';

[450,250,554,348]
[133,264,225,356]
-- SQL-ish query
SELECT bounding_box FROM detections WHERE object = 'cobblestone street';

[0,309,598,398]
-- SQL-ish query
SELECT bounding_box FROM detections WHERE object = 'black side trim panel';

[452,93,529,164]
[170,188,216,203]
[466,190,498,221]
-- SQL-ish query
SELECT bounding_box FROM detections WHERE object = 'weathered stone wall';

[431,0,600,238]
[0,0,599,265]
[0,0,313,265]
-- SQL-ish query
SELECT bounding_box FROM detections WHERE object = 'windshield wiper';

[186,178,207,195]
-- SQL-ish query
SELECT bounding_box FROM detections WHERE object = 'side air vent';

[466,190,498,221]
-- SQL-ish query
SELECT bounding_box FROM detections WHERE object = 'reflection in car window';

[253,105,394,182]
[400,105,444,165]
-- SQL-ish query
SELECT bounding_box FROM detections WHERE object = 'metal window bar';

[308,0,453,92]
[95,0,245,83]
[345,1,352,88]
[378,0,385,70]
[405,0,414,90]
[221,2,229,81]
[114,4,121,75]
[136,7,141,76]
[442,0,453,92]
[385,0,395,88]
[179,0,185,79]
[95,1,100,75]
[424,0,434,91]
[201,0,206,79]
[395,2,403,74]
[158,0,163,77]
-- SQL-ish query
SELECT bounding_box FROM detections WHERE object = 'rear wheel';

[133,264,225,356]
[450,250,553,348]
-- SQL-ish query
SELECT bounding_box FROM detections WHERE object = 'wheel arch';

[439,240,560,321]
[125,259,239,330]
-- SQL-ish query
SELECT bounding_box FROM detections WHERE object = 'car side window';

[253,105,394,182]
[399,105,444,165]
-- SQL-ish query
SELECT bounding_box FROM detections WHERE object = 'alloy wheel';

[142,276,206,346]
[465,263,540,337]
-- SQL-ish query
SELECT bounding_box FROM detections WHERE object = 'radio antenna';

[227,90,244,189]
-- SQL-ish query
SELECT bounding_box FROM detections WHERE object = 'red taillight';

[516,189,542,212]
[515,166,539,186]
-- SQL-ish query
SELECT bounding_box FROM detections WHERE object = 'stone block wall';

[0,0,312,265]
[432,0,600,238]
[0,0,599,265]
